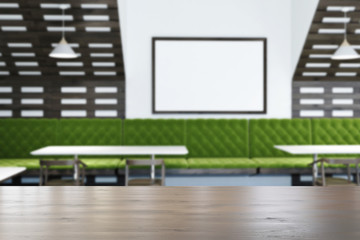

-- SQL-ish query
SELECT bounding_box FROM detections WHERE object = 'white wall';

[291,0,319,73]
[118,0,317,119]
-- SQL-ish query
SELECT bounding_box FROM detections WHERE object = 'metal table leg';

[356,162,359,186]
[74,154,80,186]
[312,153,318,186]
[151,154,155,181]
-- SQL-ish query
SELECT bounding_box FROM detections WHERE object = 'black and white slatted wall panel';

[0,0,125,118]
[293,82,360,118]
[293,0,360,118]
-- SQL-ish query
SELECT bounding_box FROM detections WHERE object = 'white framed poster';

[152,37,267,113]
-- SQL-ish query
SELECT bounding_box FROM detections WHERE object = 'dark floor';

[1,174,354,186]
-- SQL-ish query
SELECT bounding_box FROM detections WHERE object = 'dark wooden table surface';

[1,186,360,239]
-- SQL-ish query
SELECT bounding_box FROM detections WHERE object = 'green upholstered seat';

[0,159,40,170]
[186,119,248,158]
[187,158,256,168]
[253,158,355,168]
[250,119,312,158]
[164,158,188,168]
[0,158,123,170]
[122,158,188,169]
[253,158,313,168]
[48,158,123,170]
[0,119,57,158]
[81,158,123,169]
[322,162,356,168]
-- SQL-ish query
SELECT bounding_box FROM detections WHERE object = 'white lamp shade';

[331,39,360,60]
[49,37,78,59]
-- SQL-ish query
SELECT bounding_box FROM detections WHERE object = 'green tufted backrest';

[312,118,360,145]
[250,119,311,158]
[57,119,122,145]
[0,119,57,158]
[7,118,360,160]
[123,119,185,146]
[186,119,248,158]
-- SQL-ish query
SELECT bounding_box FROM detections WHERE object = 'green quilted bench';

[186,119,255,170]
[250,119,314,172]
[0,119,124,171]
[311,118,360,169]
[0,158,123,170]
[250,118,360,171]
[1,118,360,178]
[122,119,188,169]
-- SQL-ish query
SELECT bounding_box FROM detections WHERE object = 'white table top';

[0,167,26,183]
[275,145,360,155]
[31,146,188,156]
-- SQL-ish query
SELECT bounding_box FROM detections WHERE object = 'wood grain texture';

[1,186,360,239]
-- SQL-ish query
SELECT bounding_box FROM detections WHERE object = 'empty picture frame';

[152,37,267,114]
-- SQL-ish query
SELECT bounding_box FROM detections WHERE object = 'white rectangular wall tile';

[300,87,324,94]
[95,99,118,105]
[21,99,44,105]
[332,87,354,93]
[61,99,87,105]
[332,99,354,105]
[0,87,12,93]
[332,110,354,117]
[21,87,43,93]
[61,110,87,117]
[95,87,117,93]
[0,99,12,104]
[300,110,324,117]
[95,110,117,117]
[0,110,12,117]
[300,99,324,105]
[21,110,44,117]
[61,87,87,93]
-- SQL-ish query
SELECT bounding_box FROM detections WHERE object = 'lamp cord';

[62,8,65,39]
[344,11,347,41]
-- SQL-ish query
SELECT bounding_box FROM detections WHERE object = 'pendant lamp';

[49,5,78,59]
[331,8,360,60]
